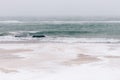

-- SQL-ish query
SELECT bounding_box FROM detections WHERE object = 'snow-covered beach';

[0,42,120,80]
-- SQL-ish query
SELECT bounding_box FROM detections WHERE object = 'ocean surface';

[0,16,120,43]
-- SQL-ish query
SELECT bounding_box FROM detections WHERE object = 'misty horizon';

[0,0,120,17]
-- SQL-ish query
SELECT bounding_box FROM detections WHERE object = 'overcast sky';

[0,0,120,16]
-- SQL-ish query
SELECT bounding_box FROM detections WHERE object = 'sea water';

[0,16,120,43]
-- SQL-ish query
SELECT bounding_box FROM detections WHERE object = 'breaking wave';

[0,20,22,23]
[0,31,119,43]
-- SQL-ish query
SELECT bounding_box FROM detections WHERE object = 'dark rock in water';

[15,35,24,37]
[32,35,45,38]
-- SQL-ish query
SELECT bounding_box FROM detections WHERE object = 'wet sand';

[0,68,17,73]
[105,56,120,58]
[63,54,100,66]
[0,43,102,73]
[0,48,33,54]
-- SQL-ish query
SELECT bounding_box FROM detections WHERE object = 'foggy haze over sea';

[0,0,120,17]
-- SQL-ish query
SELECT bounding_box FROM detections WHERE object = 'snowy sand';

[0,42,120,80]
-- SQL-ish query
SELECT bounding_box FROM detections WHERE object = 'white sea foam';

[39,37,120,43]
[0,20,22,23]
[0,35,119,43]
[37,21,120,24]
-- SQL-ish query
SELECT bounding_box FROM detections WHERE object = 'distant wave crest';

[0,20,22,23]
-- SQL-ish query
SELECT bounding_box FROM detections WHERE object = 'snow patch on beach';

[0,64,120,80]
[0,43,120,80]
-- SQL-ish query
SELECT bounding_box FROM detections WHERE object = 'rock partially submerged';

[32,35,45,38]
[14,32,46,38]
